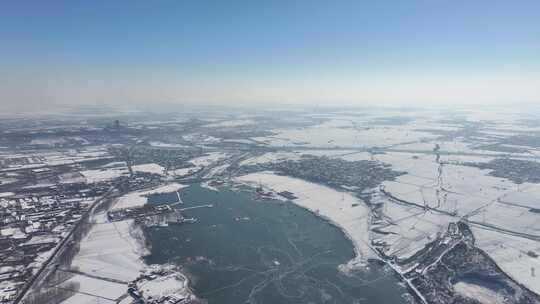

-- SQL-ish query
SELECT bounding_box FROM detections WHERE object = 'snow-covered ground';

[29,137,67,145]
[0,192,15,198]
[189,152,228,167]
[238,116,540,293]
[113,183,187,210]
[204,119,255,128]
[453,281,505,304]
[170,167,200,177]
[11,108,540,302]
[371,192,456,259]
[204,163,229,178]
[58,172,86,184]
[132,163,166,176]
[70,212,147,282]
[136,265,194,302]
[62,183,190,304]
[372,149,540,290]
[80,167,129,183]
[0,148,113,172]
[253,119,437,148]
[235,171,373,270]
[472,227,540,295]
[61,211,147,303]
[61,275,126,304]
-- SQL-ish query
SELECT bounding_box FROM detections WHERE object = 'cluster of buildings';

[0,185,107,303]
[244,156,403,194]
[471,158,540,184]
[107,204,173,222]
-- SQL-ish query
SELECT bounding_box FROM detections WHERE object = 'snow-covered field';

[189,152,228,167]
[132,163,166,176]
[372,150,540,290]
[235,172,373,270]
[0,148,113,172]
[136,266,193,302]
[61,211,147,303]
[204,119,255,128]
[62,183,190,304]
[8,108,540,302]
[253,119,437,148]
[170,167,200,177]
[236,113,540,294]
[70,213,147,282]
[472,227,540,295]
[241,112,540,296]
[204,163,229,178]
[61,275,126,304]
[0,192,15,198]
[113,183,187,210]
[58,172,86,184]
[29,137,67,145]
[453,281,505,304]
[80,167,129,183]
[371,198,456,259]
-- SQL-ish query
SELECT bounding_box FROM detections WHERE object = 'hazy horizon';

[1,1,539,113]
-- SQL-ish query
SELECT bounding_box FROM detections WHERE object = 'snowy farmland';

[4,107,540,304]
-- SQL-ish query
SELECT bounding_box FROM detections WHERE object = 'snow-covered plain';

[80,167,129,183]
[113,183,187,210]
[253,119,437,148]
[132,163,166,176]
[205,119,255,128]
[170,167,200,177]
[70,212,147,282]
[20,109,540,302]
[453,281,505,304]
[61,275,126,304]
[0,192,14,198]
[62,184,189,304]
[136,266,193,302]
[189,152,228,167]
[472,227,540,295]
[0,147,113,172]
[239,113,540,296]
[61,211,147,303]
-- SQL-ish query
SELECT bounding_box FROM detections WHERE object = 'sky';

[1,0,539,113]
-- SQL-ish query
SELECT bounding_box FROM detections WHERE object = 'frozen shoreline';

[235,171,374,272]
[112,182,188,210]
[61,183,192,304]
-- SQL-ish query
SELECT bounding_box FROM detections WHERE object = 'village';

[0,182,108,302]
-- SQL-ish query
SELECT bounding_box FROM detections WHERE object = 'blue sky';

[1,0,539,112]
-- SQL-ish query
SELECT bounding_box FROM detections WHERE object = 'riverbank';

[60,183,194,304]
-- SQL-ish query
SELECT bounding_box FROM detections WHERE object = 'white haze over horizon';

[1,70,539,114]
